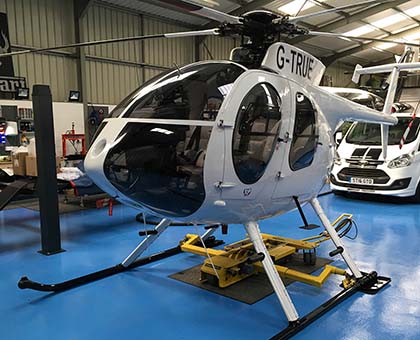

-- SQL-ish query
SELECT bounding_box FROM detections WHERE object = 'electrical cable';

[344,219,358,240]
[320,217,358,240]
[193,223,220,280]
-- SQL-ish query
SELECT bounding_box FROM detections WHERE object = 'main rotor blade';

[0,28,220,58]
[288,0,392,24]
[307,31,420,48]
[160,0,242,24]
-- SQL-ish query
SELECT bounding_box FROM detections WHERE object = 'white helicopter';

[4,0,420,338]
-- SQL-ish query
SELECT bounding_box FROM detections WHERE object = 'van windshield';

[346,117,420,145]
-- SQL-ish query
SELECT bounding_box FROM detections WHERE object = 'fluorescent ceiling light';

[391,23,418,35]
[344,24,376,37]
[278,0,320,16]
[195,0,220,7]
[375,42,398,50]
[374,31,420,51]
[404,5,420,18]
[372,46,385,52]
[370,13,406,29]
[403,31,420,41]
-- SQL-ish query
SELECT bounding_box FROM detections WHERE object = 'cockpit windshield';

[109,62,246,120]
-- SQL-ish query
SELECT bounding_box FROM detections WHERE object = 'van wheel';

[332,190,346,196]
[413,183,420,203]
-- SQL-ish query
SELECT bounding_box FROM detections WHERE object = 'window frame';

[289,92,318,171]
[231,82,282,185]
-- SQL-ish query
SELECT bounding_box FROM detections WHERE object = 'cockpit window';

[289,93,318,171]
[109,69,173,118]
[120,63,245,121]
[232,83,282,184]
[104,122,213,218]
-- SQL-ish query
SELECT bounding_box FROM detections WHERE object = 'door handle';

[214,181,237,189]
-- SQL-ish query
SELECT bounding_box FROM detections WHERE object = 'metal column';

[32,85,64,255]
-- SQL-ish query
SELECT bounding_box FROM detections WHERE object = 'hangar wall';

[0,0,78,102]
[199,35,238,61]
[322,62,355,88]
[0,0,195,104]
[80,4,195,104]
[0,0,354,105]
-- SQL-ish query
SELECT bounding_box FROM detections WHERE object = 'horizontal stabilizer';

[311,87,397,132]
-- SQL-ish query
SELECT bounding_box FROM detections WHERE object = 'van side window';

[289,92,317,171]
[232,83,282,184]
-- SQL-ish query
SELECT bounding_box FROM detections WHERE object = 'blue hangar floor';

[1,193,419,340]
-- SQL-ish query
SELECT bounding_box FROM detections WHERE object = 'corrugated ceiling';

[102,0,420,65]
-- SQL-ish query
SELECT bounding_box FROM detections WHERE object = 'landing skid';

[18,246,181,292]
[271,271,391,340]
[18,219,223,293]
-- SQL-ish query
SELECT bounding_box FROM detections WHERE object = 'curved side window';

[122,63,245,121]
[232,83,282,184]
[289,92,318,171]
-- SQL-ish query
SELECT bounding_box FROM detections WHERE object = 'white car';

[330,112,420,201]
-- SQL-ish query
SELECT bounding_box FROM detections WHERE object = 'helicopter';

[3,0,419,338]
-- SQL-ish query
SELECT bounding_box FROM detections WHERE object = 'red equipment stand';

[62,131,86,157]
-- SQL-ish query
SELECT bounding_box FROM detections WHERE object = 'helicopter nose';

[102,122,208,218]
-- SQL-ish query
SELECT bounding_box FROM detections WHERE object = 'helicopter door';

[217,71,291,201]
[272,85,319,200]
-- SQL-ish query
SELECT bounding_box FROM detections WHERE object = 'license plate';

[350,177,374,185]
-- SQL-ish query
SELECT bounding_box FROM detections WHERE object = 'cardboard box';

[12,152,28,176]
[25,156,61,177]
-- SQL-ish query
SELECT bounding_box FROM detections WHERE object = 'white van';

[322,87,420,201]
[330,111,420,200]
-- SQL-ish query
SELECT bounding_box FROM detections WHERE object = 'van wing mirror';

[335,131,343,145]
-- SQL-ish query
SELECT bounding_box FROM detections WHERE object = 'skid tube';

[18,246,182,292]
[270,271,391,340]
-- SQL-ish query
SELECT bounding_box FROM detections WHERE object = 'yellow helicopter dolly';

[180,214,355,290]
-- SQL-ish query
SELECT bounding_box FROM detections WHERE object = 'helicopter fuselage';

[84,43,395,225]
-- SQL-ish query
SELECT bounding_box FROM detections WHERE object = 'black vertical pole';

[32,85,64,255]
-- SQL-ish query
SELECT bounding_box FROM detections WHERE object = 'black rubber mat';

[169,254,332,305]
